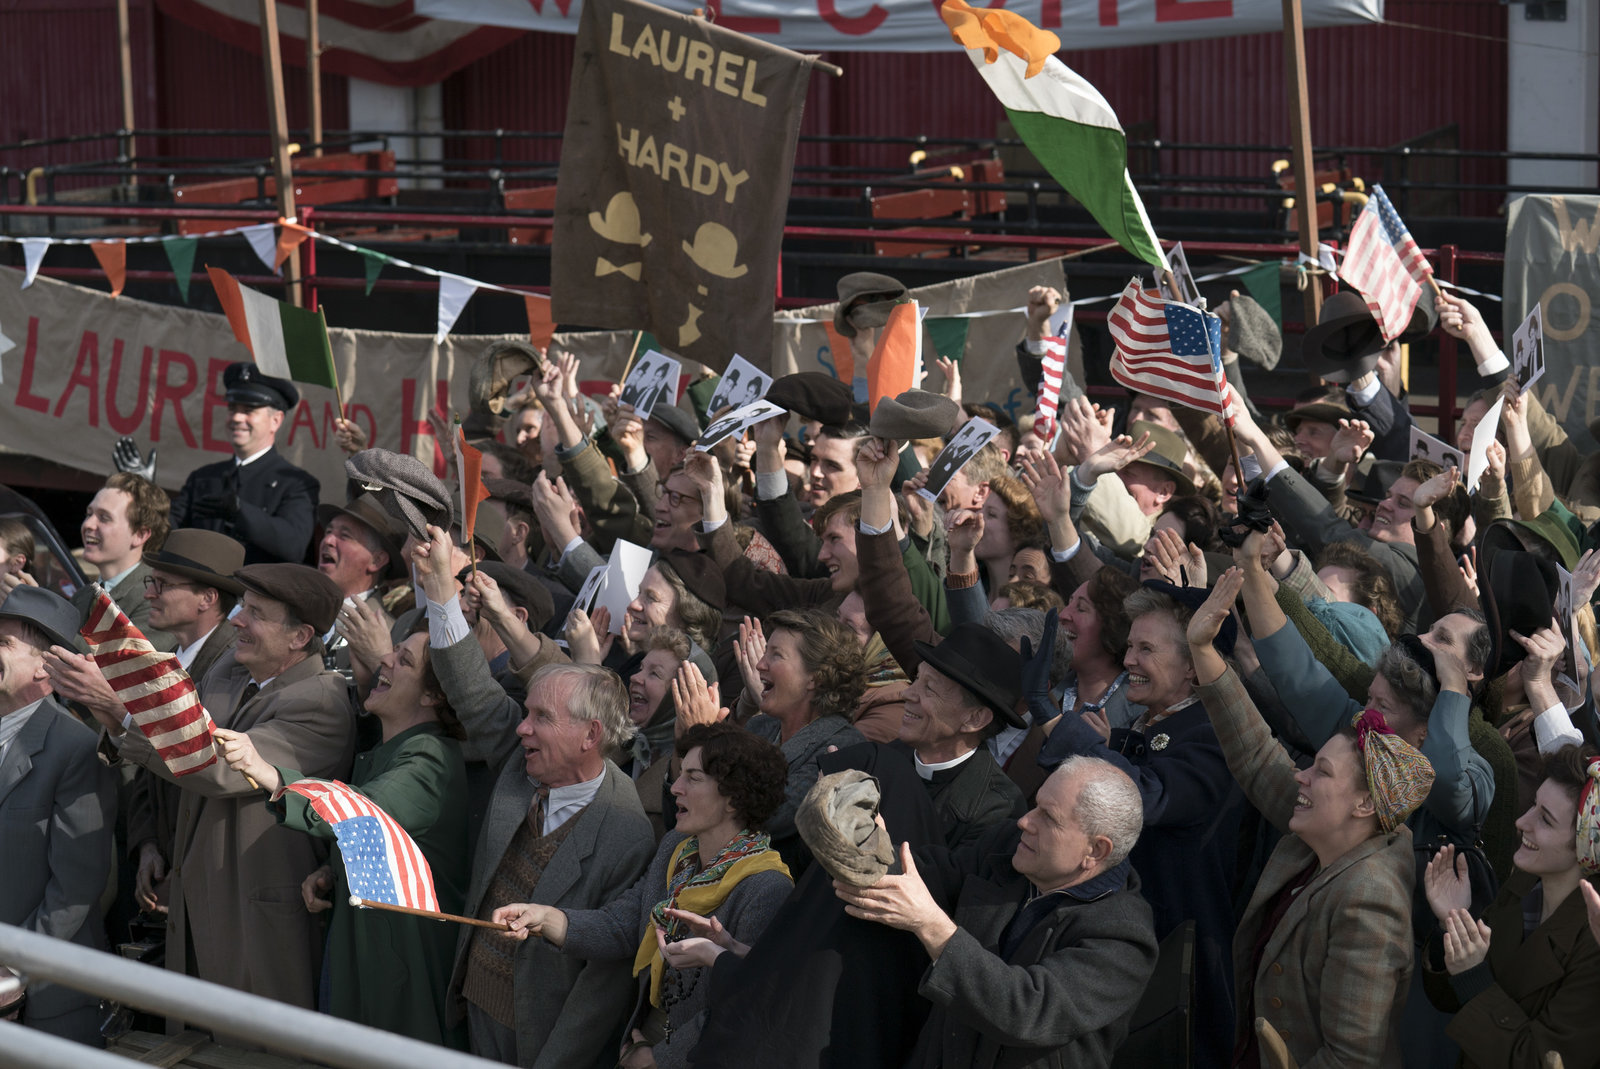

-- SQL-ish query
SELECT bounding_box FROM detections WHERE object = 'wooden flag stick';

[350,897,509,931]
[618,330,646,385]
[212,736,260,791]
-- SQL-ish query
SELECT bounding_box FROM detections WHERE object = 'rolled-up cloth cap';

[797,769,896,888]
[344,449,453,542]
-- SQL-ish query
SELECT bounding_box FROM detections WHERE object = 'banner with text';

[419,0,1381,52]
[551,0,813,370]
[1504,194,1600,451]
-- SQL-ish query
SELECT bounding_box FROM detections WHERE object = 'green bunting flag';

[163,238,198,303]
[1238,262,1283,330]
[360,249,390,296]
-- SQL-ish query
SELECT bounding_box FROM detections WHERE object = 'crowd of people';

[2,272,1599,1069]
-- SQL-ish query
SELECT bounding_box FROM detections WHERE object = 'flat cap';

[345,449,453,542]
[766,372,856,426]
[1222,292,1283,371]
[834,272,908,338]
[659,550,726,613]
[648,403,702,446]
[796,769,897,887]
[234,563,344,634]
[223,362,298,411]
[869,389,961,441]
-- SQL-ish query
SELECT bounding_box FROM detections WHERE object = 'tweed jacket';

[1199,667,1415,1069]
[169,446,319,564]
[1423,871,1600,1069]
[448,759,655,1069]
[908,823,1159,1069]
[0,697,115,1024]
[117,649,356,1018]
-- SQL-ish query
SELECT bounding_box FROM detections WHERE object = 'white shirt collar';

[236,445,273,467]
[534,767,607,834]
[0,699,45,760]
[914,747,977,780]
[175,624,221,671]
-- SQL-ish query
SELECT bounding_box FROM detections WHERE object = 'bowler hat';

[223,362,298,411]
[143,529,247,595]
[834,272,908,337]
[659,550,726,613]
[912,624,1025,729]
[1301,291,1386,384]
[467,562,555,632]
[588,192,652,247]
[315,495,404,578]
[869,389,961,441]
[766,373,857,427]
[648,404,702,446]
[233,563,343,634]
[1127,420,1188,482]
[345,449,453,542]
[0,586,80,651]
[1480,549,1561,681]
[682,222,748,279]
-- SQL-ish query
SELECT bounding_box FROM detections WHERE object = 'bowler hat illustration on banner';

[588,192,652,247]
[682,222,748,279]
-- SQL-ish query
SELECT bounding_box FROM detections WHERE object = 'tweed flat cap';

[234,563,343,634]
[659,550,726,613]
[869,389,961,441]
[468,561,555,632]
[797,770,897,888]
[345,449,453,542]
[834,272,908,337]
[1222,292,1282,371]
[648,403,702,446]
[766,373,855,426]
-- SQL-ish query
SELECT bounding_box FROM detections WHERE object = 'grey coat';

[563,832,793,1069]
[0,697,115,1026]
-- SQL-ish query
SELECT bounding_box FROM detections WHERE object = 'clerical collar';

[914,748,977,780]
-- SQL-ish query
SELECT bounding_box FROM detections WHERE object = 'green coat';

[275,722,469,1048]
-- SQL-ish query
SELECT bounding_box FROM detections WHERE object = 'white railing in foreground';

[0,923,501,1069]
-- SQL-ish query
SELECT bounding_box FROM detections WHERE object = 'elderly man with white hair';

[835,755,1159,1069]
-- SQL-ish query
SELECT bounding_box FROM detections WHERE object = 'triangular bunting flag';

[91,241,127,298]
[435,274,478,344]
[924,317,971,362]
[207,265,338,391]
[20,238,51,289]
[867,301,921,414]
[240,224,280,274]
[164,237,198,302]
[1238,261,1283,330]
[0,317,15,384]
[524,294,555,352]
[360,249,389,296]
[455,428,492,545]
[274,224,310,271]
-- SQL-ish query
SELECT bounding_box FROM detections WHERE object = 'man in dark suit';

[0,587,116,1046]
[835,756,1158,1069]
[170,363,319,565]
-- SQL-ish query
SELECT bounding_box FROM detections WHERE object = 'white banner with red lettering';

[416,0,1381,51]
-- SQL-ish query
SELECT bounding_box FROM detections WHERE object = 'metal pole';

[0,1019,136,1069]
[306,0,323,157]
[0,924,499,1069]
[258,0,301,306]
[1281,0,1324,351]
[116,0,137,199]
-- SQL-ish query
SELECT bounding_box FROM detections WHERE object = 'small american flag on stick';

[1340,184,1434,343]
[80,587,217,776]
[1033,335,1068,443]
[1108,279,1237,424]
[277,778,439,912]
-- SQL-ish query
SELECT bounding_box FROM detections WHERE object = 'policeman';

[169,362,319,564]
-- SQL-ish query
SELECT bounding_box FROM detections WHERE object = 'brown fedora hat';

[143,529,247,595]
[1127,420,1188,481]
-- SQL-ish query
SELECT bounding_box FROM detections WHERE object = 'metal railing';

[0,923,499,1069]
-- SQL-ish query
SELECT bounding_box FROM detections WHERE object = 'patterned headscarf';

[1353,708,1435,833]
[1577,756,1600,876]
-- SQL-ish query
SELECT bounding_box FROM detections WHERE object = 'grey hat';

[834,272,908,338]
[796,770,896,888]
[869,389,961,441]
[143,528,247,595]
[0,586,80,651]
[344,449,453,542]
[1126,420,1188,482]
[469,339,544,416]
[647,403,701,446]
[1222,293,1282,371]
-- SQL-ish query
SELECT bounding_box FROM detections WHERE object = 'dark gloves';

[112,437,156,481]
[1219,476,1273,548]
[1019,608,1059,714]
[191,492,240,520]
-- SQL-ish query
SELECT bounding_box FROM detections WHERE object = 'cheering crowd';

[3,271,1600,1069]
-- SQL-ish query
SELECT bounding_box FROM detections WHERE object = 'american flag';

[277,778,439,912]
[1340,185,1433,343]
[1033,335,1068,442]
[79,587,217,776]
[1108,278,1238,423]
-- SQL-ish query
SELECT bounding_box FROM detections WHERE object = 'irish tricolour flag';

[940,0,1167,272]
[207,266,339,390]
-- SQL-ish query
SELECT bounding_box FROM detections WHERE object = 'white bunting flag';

[20,238,51,289]
[240,224,280,274]
[435,274,479,344]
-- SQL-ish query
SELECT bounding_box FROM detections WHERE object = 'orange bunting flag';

[274,223,310,271]
[455,427,492,545]
[91,241,127,298]
[525,294,555,353]
[866,300,921,415]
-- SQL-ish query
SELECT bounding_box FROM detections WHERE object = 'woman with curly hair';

[493,723,794,1069]
[735,608,868,867]
[974,474,1045,593]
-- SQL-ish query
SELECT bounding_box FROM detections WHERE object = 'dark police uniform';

[169,363,319,564]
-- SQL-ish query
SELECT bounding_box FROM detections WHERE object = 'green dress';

[273,721,469,1048]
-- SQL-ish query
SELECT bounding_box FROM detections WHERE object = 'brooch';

[1150,733,1170,752]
